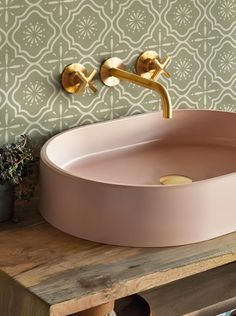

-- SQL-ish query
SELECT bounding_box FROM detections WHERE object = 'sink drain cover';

[160,175,193,185]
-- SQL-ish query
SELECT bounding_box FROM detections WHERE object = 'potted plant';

[0,134,33,222]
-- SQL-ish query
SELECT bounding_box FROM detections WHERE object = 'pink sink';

[40,110,236,247]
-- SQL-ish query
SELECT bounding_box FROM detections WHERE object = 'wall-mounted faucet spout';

[111,67,172,119]
[100,57,172,119]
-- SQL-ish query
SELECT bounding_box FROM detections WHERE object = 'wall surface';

[0,0,236,145]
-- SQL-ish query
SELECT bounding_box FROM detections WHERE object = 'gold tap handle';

[136,51,171,81]
[74,69,97,94]
[61,63,97,94]
[73,71,87,94]
[150,56,171,81]
[87,69,97,93]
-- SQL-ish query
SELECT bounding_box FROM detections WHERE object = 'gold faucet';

[100,53,172,119]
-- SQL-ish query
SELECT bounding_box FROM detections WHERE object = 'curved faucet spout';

[110,67,172,119]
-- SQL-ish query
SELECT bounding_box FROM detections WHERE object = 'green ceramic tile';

[0,0,28,33]
[8,6,59,63]
[9,65,56,121]
[65,0,111,57]
[189,71,221,109]
[115,0,156,48]
[211,40,236,85]
[0,93,6,145]
[3,106,29,144]
[40,36,81,78]
[214,93,236,112]
[190,18,221,59]
[0,0,235,145]
[165,0,202,39]
[0,44,29,92]
[40,0,79,25]
[40,92,81,135]
[210,0,236,31]
[170,45,203,94]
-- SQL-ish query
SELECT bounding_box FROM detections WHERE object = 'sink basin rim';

[40,109,236,188]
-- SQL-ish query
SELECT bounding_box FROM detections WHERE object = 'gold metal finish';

[100,57,125,87]
[61,63,97,94]
[160,175,193,185]
[100,57,172,119]
[136,51,171,80]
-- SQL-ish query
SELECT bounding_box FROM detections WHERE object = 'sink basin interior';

[46,110,236,186]
[63,141,236,185]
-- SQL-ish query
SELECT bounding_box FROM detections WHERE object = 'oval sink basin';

[40,110,236,247]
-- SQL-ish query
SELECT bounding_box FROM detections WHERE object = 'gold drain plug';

[160,175,193,185]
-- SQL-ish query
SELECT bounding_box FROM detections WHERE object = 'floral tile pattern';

[210,0,236,31]
[170,46,202,93]
[211,41,236,84]
[115,0,156,47]
[11,67,56,119]
[189,71,222,109]
[165,0,202,39]
[40,92,81,137]
[10,7,58,62]
[0,0,235,145]
[0,0,28,32]
[0,44,29,91]
[190,18,221,59]
[66,3,110,55]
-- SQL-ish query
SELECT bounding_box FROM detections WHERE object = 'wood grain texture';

[1,201,236,315]
[75,301,114,316]
[141,262,236,316]
[0,270,50,316]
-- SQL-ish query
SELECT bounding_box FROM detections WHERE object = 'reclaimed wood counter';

[1,201,236,316]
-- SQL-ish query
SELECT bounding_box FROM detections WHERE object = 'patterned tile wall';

[0,0,236,145]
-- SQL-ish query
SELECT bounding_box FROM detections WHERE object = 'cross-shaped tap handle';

[61,63,97,94]
[136,51,171,81]
[151,55,171,81]
[73,68,97,94]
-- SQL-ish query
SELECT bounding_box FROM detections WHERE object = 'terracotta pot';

[0,183,14,222]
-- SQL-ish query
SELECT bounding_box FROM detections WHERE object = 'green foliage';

[0,135,33,185]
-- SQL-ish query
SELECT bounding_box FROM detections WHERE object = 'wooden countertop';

[1,201,236,316]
